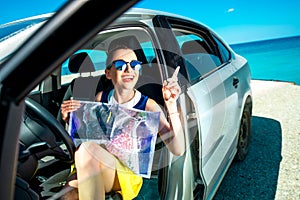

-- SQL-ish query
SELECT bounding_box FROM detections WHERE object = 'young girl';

[60,45,185,199]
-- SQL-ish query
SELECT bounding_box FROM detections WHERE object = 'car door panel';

[186,63,240,198]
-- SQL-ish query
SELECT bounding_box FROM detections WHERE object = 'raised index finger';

[171,66,180,80]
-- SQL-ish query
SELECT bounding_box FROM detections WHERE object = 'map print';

[68,101,160,178]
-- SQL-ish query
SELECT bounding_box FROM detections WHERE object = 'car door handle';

[233,77,239,88]
[187,112,197,120]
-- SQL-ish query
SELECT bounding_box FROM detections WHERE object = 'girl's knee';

[75,142,101,169]
[75,142,115,170]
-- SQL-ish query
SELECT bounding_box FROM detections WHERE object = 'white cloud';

[227,8,235,13]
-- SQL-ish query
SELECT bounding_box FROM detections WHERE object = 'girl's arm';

[146,67,185,156]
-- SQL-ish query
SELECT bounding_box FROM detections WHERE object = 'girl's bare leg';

[75,142,120,200]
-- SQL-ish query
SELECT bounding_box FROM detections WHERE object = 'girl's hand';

[162,66,181,105]
[61,99,81,122]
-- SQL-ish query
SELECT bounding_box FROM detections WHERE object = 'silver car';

[0,2,252,200]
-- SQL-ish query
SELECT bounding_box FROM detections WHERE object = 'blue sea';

[230,35,300,85]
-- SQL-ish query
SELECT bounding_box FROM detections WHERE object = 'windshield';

[0,17,48,42]
[0,17,49,64]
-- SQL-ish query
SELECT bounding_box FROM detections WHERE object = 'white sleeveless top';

[107,89,142,109]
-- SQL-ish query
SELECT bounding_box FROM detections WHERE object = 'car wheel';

[235,105,251,161]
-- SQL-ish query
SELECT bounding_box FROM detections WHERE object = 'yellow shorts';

[115,159,143,200]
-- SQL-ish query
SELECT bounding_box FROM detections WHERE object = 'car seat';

[66,52,103,100]
[181,39,210,54]
[181,40,221,80]
[137,57,164,106]
[181,40,209,81]
[57,52,113,125]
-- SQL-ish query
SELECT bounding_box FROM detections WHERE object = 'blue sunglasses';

[107,59,142,71]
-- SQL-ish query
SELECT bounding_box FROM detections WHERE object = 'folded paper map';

[68,101,160,178]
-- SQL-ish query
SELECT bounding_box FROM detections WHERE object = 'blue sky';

[1,0,300,44]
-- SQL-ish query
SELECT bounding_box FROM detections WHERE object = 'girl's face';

[105,48,140,91]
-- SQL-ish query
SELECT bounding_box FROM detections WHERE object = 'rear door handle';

[233,77,239,88]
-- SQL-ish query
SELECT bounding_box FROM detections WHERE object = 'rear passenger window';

[173,31,221,82]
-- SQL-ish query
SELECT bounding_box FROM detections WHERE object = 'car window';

[172,29,222,82]
[140,41,156,61]
[212,34,231,62]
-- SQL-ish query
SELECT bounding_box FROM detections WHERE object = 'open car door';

[0,0,141,199]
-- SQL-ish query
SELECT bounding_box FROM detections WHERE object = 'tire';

[235,106,251,161]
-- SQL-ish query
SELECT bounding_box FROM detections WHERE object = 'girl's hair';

[106,44,131,68]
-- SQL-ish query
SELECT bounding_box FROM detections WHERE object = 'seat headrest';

[181,40,208,54]
[68,52,95,73]
[108,36,147,64]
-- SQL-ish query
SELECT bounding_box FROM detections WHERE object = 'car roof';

[126,7,184,18]
[121,8,206,26]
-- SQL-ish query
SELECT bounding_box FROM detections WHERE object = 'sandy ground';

[214,80,300,200]
[252,80,300,200]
